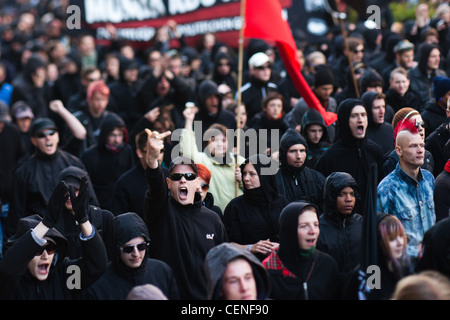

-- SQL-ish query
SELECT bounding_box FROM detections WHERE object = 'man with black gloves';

[143,128,228,300]
[0,179,107,299]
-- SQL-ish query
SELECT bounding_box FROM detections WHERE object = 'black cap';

[30,117,58,137]
[168,156,197,175]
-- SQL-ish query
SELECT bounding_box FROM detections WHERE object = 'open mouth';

[38,263,50,275]
[356,125,365,135]
[306,238,316,246]
[179,187,188,200]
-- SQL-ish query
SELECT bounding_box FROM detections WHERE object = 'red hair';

[196,163,211,184]
[87,80,110,100]
[394,118,418,144]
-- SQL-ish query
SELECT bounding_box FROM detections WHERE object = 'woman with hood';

[223,154,288,261]
[84,212,179,300]
[0,180,107,299]
[55,166,114,259]
[81,113,135,211]
[315,98,384,211]
[316,172,363,276]
[204,242,271,300]
[209,52,237,96]
[407,43,447,111]
[361,91,395,156]
[262,201,340,300]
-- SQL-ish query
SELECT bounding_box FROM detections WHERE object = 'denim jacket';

[377,162,435,259]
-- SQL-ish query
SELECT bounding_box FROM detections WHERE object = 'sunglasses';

[201,182,209,190]
[353,49,364,54]
[35,129,57,138]
[35,242,56,256]
[255,65,271,70]
[415,121,425,128]
[218,63,230,67]
[119,242,149,254]
[168,173,197,181]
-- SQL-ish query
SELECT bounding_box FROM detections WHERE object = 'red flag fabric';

[244,0,337,126]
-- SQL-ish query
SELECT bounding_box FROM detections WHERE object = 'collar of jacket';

[395,162,424,185]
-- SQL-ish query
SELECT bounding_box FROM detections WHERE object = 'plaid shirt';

[262,250,297,278]
[377,162,435,259]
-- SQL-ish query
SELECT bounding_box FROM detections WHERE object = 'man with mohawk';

[377,118,436,264]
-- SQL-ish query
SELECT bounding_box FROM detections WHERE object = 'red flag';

[244,0,337,126]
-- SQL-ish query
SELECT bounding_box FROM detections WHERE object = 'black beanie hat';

[314,64,335,88]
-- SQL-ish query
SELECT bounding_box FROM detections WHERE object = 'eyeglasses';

[168,173,197,181]
[35,242,56,256]
[255,65,271,70]
[353,49,364,54]
[119,242,149,254]
[415,120,425,128]
[201,182,209,190]
[35,129,56,138]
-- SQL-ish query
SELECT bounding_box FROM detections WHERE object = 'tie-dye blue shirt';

[376,162,435,259]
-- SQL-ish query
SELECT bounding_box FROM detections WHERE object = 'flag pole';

[235,0,246,196]
[336,8,360,98]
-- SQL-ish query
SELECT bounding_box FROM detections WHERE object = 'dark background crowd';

[0,0,450,301]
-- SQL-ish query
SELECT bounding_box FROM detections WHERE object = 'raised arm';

[49,100,87,140]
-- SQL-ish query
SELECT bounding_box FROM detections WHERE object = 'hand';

[49,100,64,114]
[68,176,89,224]
[43,181,69,229]
[235,167,242,183]
[144,107,160,123]
[145,129,171,169]
[250,239,278,256]
[182,105,198,122]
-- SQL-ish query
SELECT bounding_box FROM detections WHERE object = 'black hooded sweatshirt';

[316,172,364,275]
[223,154,289,260]
[361,91,395,156]
[81,113,135,211]
[7,146,86,239]
[315,98,384,211]
[143,165,228,300]
[55,166,114,260]
[0,214,107,300]
[84,212,179,300]
[194,79,236,133]
[275,128,326,211]
[263,202,340,300]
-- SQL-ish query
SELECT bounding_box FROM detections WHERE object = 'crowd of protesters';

[0,0,450,300]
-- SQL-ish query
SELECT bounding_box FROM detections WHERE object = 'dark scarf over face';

[240,154,279,206]
[277,202,319,280]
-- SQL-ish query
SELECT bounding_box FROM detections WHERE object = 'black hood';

[300,108,328,143]
[361,91,379,128]
[279,128,308,168]
[204,242,271,300]
[323,172,360,219]
[108,212,151,275]
[57,166,99,206]
[240,154,279,204]
[98,113,128,150]
[336,98,366,147]
[277,201,319,279]
[6,214,68,271]
[197,80,222,114]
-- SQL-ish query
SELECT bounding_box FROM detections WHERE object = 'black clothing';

[0,122,25,205]
[223,154,288,260]
[194,80,236,133]
[7,149,86,239]
[202,192,222,218]
[143,165,228,300]
[385,88,420,114]
[315,99,384,211]
[81,113,134,211]
[264,201,340,300]
[111,162,148,217]
[248,111,288,154]
[0,214,107,300]
[425,122,450,177]
[85,212,179,300]
[239,77,278,121]
[317,172,363,275]
[415,216,450,278]
[433,166,450,222]
[421,99,448,137]
[301,108,331,168]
